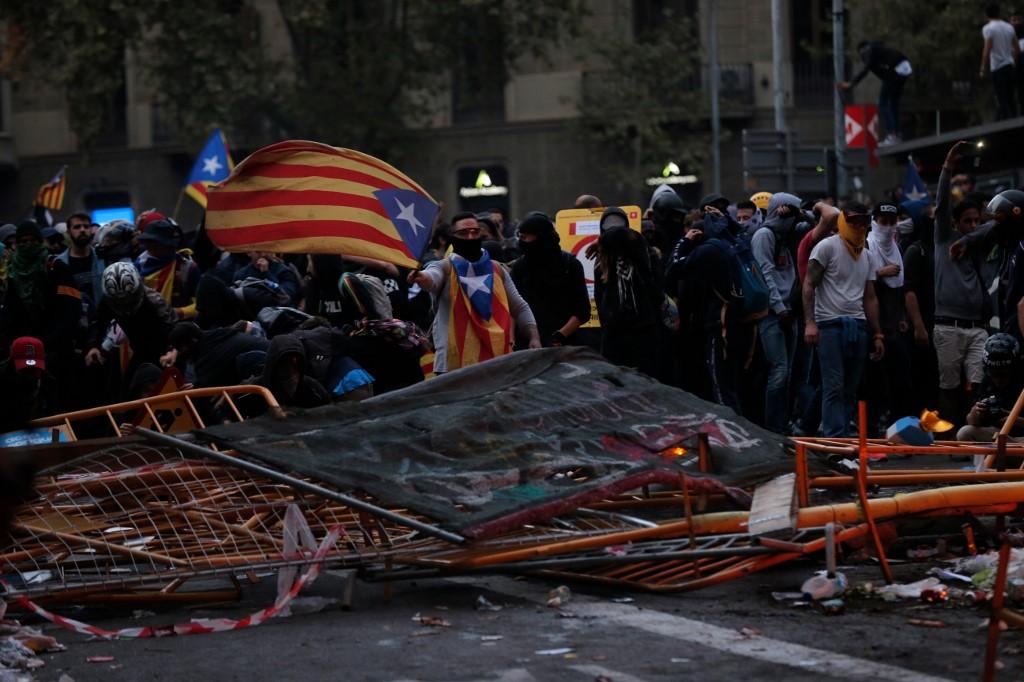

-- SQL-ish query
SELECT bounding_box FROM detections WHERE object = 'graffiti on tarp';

[203,347,788,536]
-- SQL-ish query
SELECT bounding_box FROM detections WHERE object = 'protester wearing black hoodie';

[667,207,750,414]
[510,212,590,347]
[594,207,663,377]
[256,334,331,408]
[169,321,269,388]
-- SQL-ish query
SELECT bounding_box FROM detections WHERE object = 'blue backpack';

[705,229,770,321]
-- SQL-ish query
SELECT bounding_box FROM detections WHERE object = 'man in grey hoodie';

[752,192,803,433]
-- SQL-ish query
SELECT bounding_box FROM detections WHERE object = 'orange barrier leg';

[857,401,893,584]
[982,542,1012,682]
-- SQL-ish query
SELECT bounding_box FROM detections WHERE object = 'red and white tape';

[6,524,342,639]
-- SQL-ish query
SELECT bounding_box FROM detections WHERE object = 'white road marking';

[454,577,956,682]
[570,663,652,682]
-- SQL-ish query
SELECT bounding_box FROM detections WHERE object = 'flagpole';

[171,186,186,223]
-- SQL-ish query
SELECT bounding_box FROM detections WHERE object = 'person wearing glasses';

[802,202,885,437]
[408,212,540,374]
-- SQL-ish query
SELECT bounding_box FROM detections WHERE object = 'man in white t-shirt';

[802,202,885,437]
[981,3,1020,120]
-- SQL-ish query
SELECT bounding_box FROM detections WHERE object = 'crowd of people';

[2,139,1024,446]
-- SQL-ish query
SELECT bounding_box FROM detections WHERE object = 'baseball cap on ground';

[10,337,45,372]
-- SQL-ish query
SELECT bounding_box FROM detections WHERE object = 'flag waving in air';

[34,166,67,210]
[185,129,234,208]
[902,157,930,202]
[206,140,439,268]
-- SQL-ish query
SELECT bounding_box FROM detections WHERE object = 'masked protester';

[0,337,59,434]
[803,203,886,437]
[667,203,754,411]
[93,220,138,264]
[86,262,178,391]
[864,202,914,428]
[594,206,664,378]
[958,334,1024,460]
[734,199,761,238]
[135,219,200,319]
[510,212,590,347]
[751,192,802,433]
[0,221,80,387]
[648,186,688,267]
[408,212,540,374]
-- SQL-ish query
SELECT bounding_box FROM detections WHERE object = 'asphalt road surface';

[20,558,1020,682]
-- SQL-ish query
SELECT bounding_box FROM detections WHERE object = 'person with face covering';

[648,186,688,268]
[803,203,885,437]
[0,337,59,434]
[0,221,81,387]
[751,192,802,433]
[510,212,590,347]
[93,220,139,265]
[85,263,178,392]
[864,202,914,425]
[594,206,664,378]
[408,212,539,374]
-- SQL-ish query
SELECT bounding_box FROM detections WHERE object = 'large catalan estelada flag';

[446,251,513,371]
[206,140,438,268]
[184,129,234,208]
[34,166,67,210]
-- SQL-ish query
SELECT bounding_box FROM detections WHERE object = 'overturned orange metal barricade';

[0,437,459,603]
[28,385,283,442]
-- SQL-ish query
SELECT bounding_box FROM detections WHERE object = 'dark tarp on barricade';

[199,347,790,539]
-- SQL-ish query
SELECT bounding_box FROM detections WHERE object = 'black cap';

[873,202,898,216]
[138,219,180,248]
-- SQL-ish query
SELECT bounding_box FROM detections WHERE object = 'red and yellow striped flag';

[206,140,439,268]
[446,255,513,371]
[34,167,67,210]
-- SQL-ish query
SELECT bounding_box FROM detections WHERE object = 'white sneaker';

[878,134,901,147]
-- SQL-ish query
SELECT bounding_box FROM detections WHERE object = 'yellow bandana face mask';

[838,211,867,259]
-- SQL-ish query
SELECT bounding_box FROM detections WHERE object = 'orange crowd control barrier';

[28,385,282,441]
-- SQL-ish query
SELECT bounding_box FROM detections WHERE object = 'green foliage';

[0,0,587,157]
[573,10,708,192]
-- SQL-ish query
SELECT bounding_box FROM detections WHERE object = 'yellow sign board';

[554,206,643,329]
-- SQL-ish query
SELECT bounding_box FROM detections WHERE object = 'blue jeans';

[878,76,906,137]
[759,314,797,433]
[817,318,868,437]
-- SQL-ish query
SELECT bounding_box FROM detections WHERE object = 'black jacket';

[851,42,909,85]
[510,250,591,345]
[93,289,178,367]
[195,327,269,387]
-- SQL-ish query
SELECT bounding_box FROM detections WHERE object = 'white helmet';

[102,262,143,314]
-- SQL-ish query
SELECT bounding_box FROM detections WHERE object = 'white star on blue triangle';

[375,188,439,259]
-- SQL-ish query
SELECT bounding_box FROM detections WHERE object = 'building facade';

[0,0,846,227]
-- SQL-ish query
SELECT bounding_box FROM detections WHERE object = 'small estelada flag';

[185,129,234,209]
[34,166,67,210]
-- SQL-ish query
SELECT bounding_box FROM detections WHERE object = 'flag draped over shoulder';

[206,140,439,269]
[185,129,234,208]
[34,167,66,210]
[446,252,513,371]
